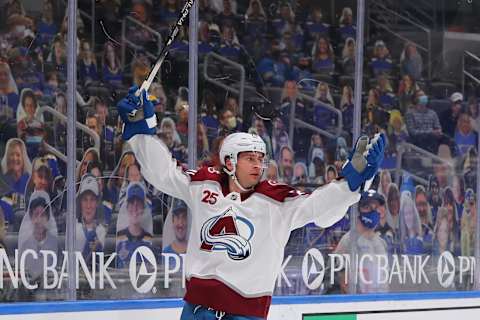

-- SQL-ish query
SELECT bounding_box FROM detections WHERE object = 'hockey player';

[117,87,385,319]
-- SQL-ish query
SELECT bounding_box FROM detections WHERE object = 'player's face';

[173,211,187,242]
[236,152,265,188]
[127,198,144,226]
[81,192,97,224]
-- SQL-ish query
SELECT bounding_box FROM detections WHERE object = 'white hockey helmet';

[220,132,267,191]
[220,132,266,167]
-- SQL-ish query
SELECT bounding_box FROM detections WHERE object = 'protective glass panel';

[73,0,190,299]
[0,0,71,301]
[346,0,480,295]
[198,0,358,297]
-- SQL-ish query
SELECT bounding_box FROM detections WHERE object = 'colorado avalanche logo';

[200,207,254,260]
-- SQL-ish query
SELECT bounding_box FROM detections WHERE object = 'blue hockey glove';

[342,135,368,191]
[117,86,157,141]
[341,133,386,192]
[362,133,386,181]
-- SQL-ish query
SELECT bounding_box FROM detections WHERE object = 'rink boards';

[1,292,480,319]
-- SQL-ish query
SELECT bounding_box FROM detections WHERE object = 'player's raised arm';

[284,133,386,230]
[117,86,192,205]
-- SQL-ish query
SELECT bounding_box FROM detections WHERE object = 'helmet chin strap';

[223,167,253,193]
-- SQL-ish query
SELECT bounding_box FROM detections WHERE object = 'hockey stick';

[128,0,194,121]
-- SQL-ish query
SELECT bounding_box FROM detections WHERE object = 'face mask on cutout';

[25,135,43,159]
[26,135,43,144]
[14,25,26,35]
[418,95,428,106]
[226,116,237,129]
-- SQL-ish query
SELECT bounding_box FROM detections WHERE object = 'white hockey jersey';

[128,135,360,318]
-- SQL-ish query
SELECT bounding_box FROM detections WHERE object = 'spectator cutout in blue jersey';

[386,183,400,252]
[24,156,54,209]
[400,42,423,80]
[341,38,356,76]
[101,41,123,89]
[163,199,189,255]
[370,40,393,77]
[311,36,335,75]
[432,207,454,256]
[454,113,478,157]
[115,182,153,268]
[1,138,31,202]
[399,191,424,254]
[460,188,476,257]
[16,89,45,159]
[373,190,394,254]
[305,8,330,43]
[414,185,434,254]
[244,0,267,50]
[0,62,19,126]
[76,174,106,266]
[338,7,356,41]
[78,40,99,86]
[35,0,58,47]
[106,150,136,206]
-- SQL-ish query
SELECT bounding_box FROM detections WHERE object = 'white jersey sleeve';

[283,179,360,230]
[127,135,193,206]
